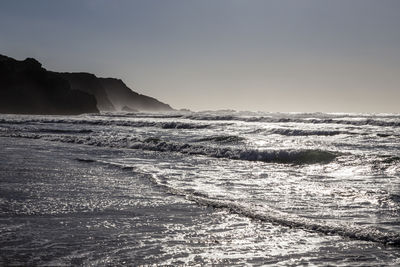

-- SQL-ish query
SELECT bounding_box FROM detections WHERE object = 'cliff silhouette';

[0,54,98,115]
[59,72,115,111]
[99,78,172,111]
[0,54,173,115]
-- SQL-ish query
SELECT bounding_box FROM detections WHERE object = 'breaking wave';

[267,128,352,136]
[2,114,399,130]
[133,138,338,164]
[35,128,93,134]
[298,118,400,127]
[3,131,338,164]
[195,135,246,143]
[0,118,211,129]
[181,114,400,127]
[157,122,210,129]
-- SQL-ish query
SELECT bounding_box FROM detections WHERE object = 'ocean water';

[0,111,399,266]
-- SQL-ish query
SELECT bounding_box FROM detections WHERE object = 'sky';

[0,0,399,113]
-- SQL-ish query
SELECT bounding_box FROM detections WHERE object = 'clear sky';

[1,0,399,113]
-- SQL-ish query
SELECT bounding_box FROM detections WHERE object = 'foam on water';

[182,112,400,127]
[2,131,339,164]
[1,111,400,265]
[0,117,212,129]
[90,159,400,247]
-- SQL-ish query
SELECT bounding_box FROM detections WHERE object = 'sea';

[0,111,399,266]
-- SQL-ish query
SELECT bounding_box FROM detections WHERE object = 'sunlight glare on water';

[0,111,399,265]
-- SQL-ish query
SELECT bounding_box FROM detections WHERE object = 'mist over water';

[1,110,400,265]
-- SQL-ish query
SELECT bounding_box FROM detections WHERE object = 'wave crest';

[195,135,245,144]
[0,118,211,129]
[180,114,400,127]
[268,128,348,136]
[3,131,338,164]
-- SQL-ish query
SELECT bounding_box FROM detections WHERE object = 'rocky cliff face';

[0,54,174,115]
[99,78,173,111]
[0,55,99,115]
[61,75,173,112]
[59,73,115,111]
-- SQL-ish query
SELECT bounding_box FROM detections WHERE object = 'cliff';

[60,74,173,112]
[99,78,173,111]
[59,73,115,111]
[0,54,174,114]
[0,54,99,115]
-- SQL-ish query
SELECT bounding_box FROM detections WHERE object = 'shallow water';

[0,111,399,265]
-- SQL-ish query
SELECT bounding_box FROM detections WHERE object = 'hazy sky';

[1,0,399,113]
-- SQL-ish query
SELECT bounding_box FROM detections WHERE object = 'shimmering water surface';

[0,111,399,265]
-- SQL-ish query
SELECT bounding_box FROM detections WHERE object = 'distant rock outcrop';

[0,54,99,115]
[0,54,174,115]
[99,78,173,112]
[59,73,115,111]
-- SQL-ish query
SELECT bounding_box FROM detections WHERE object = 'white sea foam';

[1,111,400,265]
[91,159,400,247]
